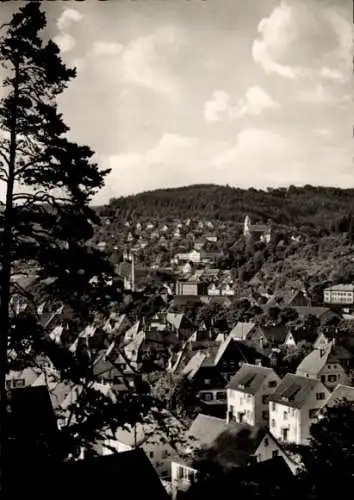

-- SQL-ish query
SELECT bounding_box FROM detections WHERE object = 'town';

[1,0,351,498]
[7,203,354,498]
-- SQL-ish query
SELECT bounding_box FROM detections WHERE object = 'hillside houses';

[268,373,330,445]
[296,341,354,389]
[226,364,281,426]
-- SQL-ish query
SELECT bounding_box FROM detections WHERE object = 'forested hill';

[98,184,354,229]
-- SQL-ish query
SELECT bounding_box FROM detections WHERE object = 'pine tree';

[0,3,165,493]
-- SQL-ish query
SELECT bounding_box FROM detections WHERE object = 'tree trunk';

[0,62,19,496]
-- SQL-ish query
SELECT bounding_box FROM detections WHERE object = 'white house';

[296,341,351,390]
[226,364,281,426]
[268,373,330,445]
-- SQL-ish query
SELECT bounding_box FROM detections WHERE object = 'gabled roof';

[207,423,269,468]
[296,342,351,377]
[258,325,289,344]
[323,384,354,408]
[188,414,228,447]
[166,312,185,330]
[227,364,276,394]
[229,322,256,341]
[269,373,323,409]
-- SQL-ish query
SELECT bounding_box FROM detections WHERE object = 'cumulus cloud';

[252,0,352,81]
[204,86,280,122]
[54,9,83,54]
[232,86,280,118]
[204,91,231,122]
[56,9,83,31]
[89,27,180,97]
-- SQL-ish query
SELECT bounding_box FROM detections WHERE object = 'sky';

[0,0,353,205]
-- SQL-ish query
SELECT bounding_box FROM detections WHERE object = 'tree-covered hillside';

[99,184,354,230]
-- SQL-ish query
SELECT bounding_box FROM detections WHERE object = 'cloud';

[232,86,280,118]
[296,83,333,103]
[89,27,181,97]
[91,125,353,204]
[204,90,231,122]
[92,41,123,56]
[53,33,76,54]
[204,86,280,122]
[54,9,83,54]
[252,0,352,81]
[57,9,83,31]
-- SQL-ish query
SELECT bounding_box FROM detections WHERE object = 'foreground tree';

[0,4,175,494]
[295,399,354,500]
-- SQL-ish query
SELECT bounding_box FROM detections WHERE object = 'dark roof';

[269,373,323,409]
[258,325,289,344]
[6,386,60,471]
[207,423,268,468]
[185,457,296,500]
[8,449,169,499]
[62,449,169,497]
[227,364,277,394]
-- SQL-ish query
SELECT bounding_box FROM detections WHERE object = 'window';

[13,379,25,388]
[328,375,337,383]
[204,378,211,385]
[309,409,317,419]
[272,450,279,458]
[262,410,268,421]
[5,380,12,390]
[271,402,276,411]
[216,391,225,400]
[268,380,277,388]
[321,375,326,383]
[262,394,268,404]
[201,392,213,401]
[283,411,288,420]
[316,392,325,401]
[271,419,276,428]
[149,451,154,458]
[281,428,289,441]
[264,437,269,447]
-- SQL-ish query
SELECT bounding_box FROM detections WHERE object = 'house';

[96,412,186,478]
[296,341,353,389]
[226,364,281,426]
[268,373,330,444]
[171,415,298,499]
[323,284,354,306]
[266,289,310,307]
[250,325,290,351]
[182,340,268,417]
[321,384,354,410]
[243,215,271,244]
[228,321,257,342]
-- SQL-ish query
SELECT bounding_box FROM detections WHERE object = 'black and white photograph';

[0,0,353,498]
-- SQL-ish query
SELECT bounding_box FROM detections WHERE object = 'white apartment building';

[226,364,281,426]
[268,373,330,445]
[323,284,354,305]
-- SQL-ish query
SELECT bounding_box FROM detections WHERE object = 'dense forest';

[98,184,354,230]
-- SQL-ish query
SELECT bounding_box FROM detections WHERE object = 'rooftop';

[269,373,321,409]
[227,364,276,394]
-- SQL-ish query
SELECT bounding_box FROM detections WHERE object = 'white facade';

[269,382,330,445]
[324,285,354,305]
[227,371,281,427]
